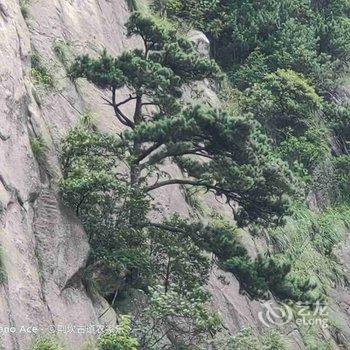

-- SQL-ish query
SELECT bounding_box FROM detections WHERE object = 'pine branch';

[115,94,137,107]
[111,89,135,128]
[136,142,163,163]
[146,178,241,202]
[145,222,186,234]
[144,146,208,167]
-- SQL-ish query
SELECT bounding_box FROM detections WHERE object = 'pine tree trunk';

[129,95,143,226]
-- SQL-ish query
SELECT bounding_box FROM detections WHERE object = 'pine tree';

[60,13,297,301]
[67,12,295,228]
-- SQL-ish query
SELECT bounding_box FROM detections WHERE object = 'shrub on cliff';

[31,338,64,350]
[97,316,139,350]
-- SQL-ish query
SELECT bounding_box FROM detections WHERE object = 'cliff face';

[0,1,133,348]
[0,1,349,350]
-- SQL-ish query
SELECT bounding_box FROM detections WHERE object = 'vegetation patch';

[298,324,333,350]
[19,0,30,19]
[269,204,350,300]
[31,338,64,350]
[62,10,296,299]
[132,286,221,348]
[332,155,350,200]
[31,53,55,89]
[53,40,73,69]
[217,328,290,350]
[0,245,6,284]
[97,316,138,350]
[30,136,47,165]
[153,0,350,197]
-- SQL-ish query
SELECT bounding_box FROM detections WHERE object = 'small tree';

[242,69,322,142]
[134,286,221,350]
[98,316,139,350]
[241,69,329,175]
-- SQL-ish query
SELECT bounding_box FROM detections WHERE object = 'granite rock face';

[0,1,349,349]
[0,1,134,348]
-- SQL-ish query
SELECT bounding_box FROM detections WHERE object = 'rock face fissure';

[31,189,60,325]
[0,1,350,349]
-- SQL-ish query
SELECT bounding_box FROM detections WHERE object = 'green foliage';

[20,0,30,19]
[60,118,300,300]
[152,0,182,17]
[0,245,6,284]
[188,220,247,261]
[223,203,350,302]
[81,340,96,350]
[68,50,125,90]
[225,253,320,302]
[132,106,295,226]
[31,53,54,88]
[158,0,350,82]
[332,155,350,198]
[60,122,152,290]
[55,3,350,348]
[134,286,221,349]
[242,69,322,142]
[324,101,350,153]
[151,217,319,302]
[230,328,261,350]
[31,338,64,350]
[61,122,211,294]
[157,0,350,190]
[30,136,47,165]
[229,49,270,90]
[278,128,330,174]
[269,204,350,301]
[298,324,333,350]
[152,0,213,24]
[97,316,139,350]
[149,216,211,293]
[125,0,139,12]
[240,69,331,176]
[62,12,299,307]
[68,13,294,228]
[225,255,287,299]
[53,40,72,68]
[69,13,219,115]
[224,328,290,350]
[262,329,291,350]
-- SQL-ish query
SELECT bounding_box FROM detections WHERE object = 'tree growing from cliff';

[61,13,296,299]
[66,12,294,224]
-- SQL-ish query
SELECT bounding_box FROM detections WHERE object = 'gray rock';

[187,30,211,58]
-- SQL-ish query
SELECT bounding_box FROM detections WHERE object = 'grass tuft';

[269,204,350,296]
[52,40,72,69]
[20,0,30,19]
[30,136,47,165]
[0,245,6,284]
[31,338,64,350]
[31,53,55,89]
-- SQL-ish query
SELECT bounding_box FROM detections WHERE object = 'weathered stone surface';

[0,0,137,348]
[187,30,210,58]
